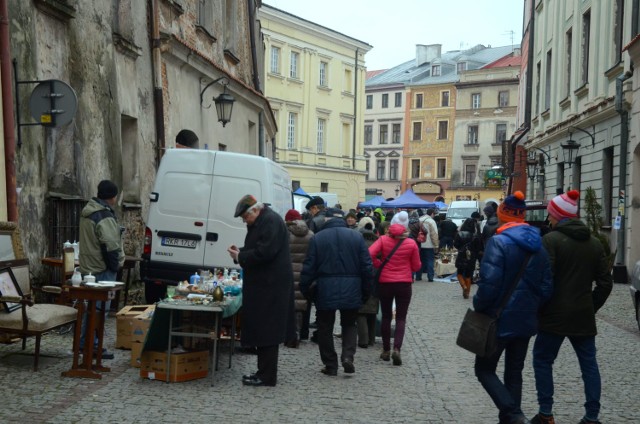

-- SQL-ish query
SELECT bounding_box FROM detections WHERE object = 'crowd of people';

[228,191,612,424]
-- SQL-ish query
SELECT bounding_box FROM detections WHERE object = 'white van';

[446,200,483,228]
[141,149,292,285]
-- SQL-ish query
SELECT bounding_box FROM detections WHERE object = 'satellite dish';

[29,79,78,127]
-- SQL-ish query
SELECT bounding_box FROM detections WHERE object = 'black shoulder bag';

[373,237,404,296]
[456,253,532,357]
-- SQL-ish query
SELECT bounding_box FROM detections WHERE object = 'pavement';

[1,280,638,424]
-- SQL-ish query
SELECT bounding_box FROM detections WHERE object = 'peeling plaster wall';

[9,1,156,280]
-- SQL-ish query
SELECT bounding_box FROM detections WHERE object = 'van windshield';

[447,208,477,219]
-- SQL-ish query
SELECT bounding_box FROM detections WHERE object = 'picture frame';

[0,267,23,313]
[0,221,25,261]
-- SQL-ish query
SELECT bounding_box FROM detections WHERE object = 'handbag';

[372,238,404,295]
[456,253,532,357]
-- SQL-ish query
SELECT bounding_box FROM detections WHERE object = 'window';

[545,49,552,110]
[565,28,572,97]
[581,10,591,86]
[197,0,215,36]
[316,118,325,153]
[495,123,507,144]
[437,158,446,178]
[292,180,300,191]
[270,46,280,74]
[437,120,448,140]
[364,125,372,145]
[535,61,541,114]
[432,65,441,76]
[287,112,296,149]
[389,159,399,180]
[321,182,328,192]
[457,62,467,73]
[465,164,476,186]
[319,61,328,86]
[365,161,369,180]
[290,51,299,79]
[415,93,423,109]
[467,125,479,144]
[441,91,450,107]
[471,93,481,109]
[411,159,420,179]
[392,123,401,143]
[376,160,386,180]
[498,91,509,107]
[382,93,389,108]
[344,69,352,93]
[366,95,373,109]
[379,124,388,144]
[412,122,422,141]
[613,0,623,64]
[394,92,402,107]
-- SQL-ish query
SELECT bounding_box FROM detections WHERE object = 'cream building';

[522,0,635,273]
[258,4,372,208]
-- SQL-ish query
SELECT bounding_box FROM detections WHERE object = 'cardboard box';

[116,305,155,349]
[130,342,144,368]
[140,350,209,382]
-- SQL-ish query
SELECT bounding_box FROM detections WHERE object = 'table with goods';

[141,268,243,385]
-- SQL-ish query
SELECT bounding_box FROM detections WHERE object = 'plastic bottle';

[189,272,201,286]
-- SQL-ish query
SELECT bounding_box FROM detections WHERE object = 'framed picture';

[0,221,25,261]
[0,267,23,313]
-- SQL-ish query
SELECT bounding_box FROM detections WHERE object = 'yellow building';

[258,4,372,208]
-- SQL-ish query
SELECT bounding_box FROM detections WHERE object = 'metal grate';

[46,194,86,257]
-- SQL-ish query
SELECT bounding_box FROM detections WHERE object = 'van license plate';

[161,237,197,249]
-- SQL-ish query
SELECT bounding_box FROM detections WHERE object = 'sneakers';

[341,359,355,374]
[531,413,555,424]
[320,367,337,376]
[380,350,390,361]
[578,419,602,424]
[391,349,402,366]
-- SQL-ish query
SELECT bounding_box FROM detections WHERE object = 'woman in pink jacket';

[368,222,421,366]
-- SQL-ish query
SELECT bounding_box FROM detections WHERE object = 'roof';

[366,69,388,80]
[483,53,522,69]
[366,44,520,88]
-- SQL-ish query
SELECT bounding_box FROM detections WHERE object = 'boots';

[463,277,472,299]
[457,274,467,298]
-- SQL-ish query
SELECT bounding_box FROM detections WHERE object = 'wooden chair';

[0,259,77,371]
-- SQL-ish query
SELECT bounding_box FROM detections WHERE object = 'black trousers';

[316,308,358,370]
[256,345,279,385]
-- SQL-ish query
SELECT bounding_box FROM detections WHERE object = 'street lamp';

[526,155,538,181]
[200,77,235,127]
[561,130,580,168]
[395,185,400,197]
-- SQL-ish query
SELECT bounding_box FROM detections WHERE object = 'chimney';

[416,44,442,66]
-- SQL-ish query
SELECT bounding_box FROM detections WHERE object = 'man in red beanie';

[472,191,553,424]
[531,190,612,424]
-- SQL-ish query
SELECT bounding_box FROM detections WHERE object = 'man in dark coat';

[300,208,373,376]
[228,195,294,387]
[531,190,612,424]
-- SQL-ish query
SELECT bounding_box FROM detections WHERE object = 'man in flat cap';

[228,195,294,387]
[79,179,125,359]
[305,196,326,233]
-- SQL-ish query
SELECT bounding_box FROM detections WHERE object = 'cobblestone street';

[1,281,637,423]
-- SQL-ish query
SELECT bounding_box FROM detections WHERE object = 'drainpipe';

[614,70,633,269]
[247,1,265,157]
[150,0,165,167]
[352,48,359,169]
[0,0,17,221]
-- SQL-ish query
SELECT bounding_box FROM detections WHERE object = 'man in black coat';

[228,195,294,387]
[300,208,373,376]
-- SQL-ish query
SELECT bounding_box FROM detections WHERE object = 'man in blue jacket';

[300,208,373,376]
[473,191,553,424]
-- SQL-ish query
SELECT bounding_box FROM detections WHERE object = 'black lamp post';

[561,132,580,168]
[526,155,538,181]
[200,77,235,127]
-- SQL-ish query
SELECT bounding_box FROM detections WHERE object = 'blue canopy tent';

[381,189,437,209]
[358,195,386,209]
[434,201,448,210]
[293,187,309,196]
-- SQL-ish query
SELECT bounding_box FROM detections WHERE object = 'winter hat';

[305,196,325,210]
[234,194,257,217]
[497,191,527,223]
[483,204,496,216]
[390,211,409,228]
[284,209,302,222]
[97,180,118,200]
[345,211,357,220]
[357,216,375,231]
[325,207,345,218]
[547,190,580,221]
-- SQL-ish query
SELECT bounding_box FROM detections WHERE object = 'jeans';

[533,331,601,421]
[378,283,412,352]
[418,248,435,280]
[80,270,116,348]
[475,337,530,424]
[316,309,358,370]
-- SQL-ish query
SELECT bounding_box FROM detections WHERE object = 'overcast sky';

[265,0,525,70]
